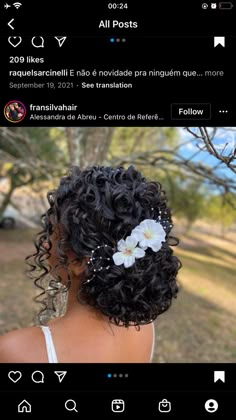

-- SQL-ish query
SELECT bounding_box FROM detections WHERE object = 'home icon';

[18,400,31,413]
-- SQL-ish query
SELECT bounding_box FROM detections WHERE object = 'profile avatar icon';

[205,399,218,413]
[4,100,26,123]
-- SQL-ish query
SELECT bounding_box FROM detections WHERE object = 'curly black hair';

[26,165,181,327]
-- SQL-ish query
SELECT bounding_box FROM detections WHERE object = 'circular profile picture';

[4,100,26,123]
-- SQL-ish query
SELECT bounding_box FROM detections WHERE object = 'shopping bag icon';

[158,399,171,413]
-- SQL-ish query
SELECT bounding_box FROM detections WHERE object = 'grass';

[153,230,236,362]
[0,227,236,362]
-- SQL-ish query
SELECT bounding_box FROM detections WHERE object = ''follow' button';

[171,103,211,120]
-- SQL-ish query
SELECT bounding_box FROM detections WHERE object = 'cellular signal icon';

[13,2,22,9]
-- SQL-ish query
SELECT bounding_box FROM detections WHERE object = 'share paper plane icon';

[54,36,67,47]
[54,371,67,383]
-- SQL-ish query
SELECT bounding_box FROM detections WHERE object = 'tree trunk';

[66,127,82,166]
[185,219,194,234]
[221,222,226,239]
[0,183,15,220]
[81,127,115,168]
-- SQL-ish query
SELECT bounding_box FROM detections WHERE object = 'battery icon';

[219,2,233,9]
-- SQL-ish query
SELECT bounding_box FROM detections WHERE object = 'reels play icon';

[111,399,125,413]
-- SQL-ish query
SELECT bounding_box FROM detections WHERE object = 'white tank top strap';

[39,324,154,363]
[150,322,155,362]
[40,325,58,363]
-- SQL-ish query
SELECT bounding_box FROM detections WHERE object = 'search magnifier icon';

[65,399,78,413]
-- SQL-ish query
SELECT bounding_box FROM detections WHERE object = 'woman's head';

[27,165,181,327]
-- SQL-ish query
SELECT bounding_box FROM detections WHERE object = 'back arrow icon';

[8,18,14,30]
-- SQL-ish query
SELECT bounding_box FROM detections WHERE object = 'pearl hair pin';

[84,208,173,284]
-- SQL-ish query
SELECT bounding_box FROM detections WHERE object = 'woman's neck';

[64,285,105,322]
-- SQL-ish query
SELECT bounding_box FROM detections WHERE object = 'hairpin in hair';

[85,244,115,284]
[85,211,173,284]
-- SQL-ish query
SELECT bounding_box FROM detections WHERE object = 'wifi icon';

[13,2,22,9]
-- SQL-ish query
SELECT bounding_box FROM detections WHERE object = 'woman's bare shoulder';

[0,326,44,362]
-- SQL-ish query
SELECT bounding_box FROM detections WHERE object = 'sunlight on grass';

[176,230,236,317]
[178,265,236,316]
[186,230,236,254]
[177,248,235,271]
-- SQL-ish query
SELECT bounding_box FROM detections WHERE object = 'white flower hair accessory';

[84,214,172,284]
[112,235,145,268]
[112,219,166,268]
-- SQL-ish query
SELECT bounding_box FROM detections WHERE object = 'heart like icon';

[8,371,22,383]
[8,36,22,48]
